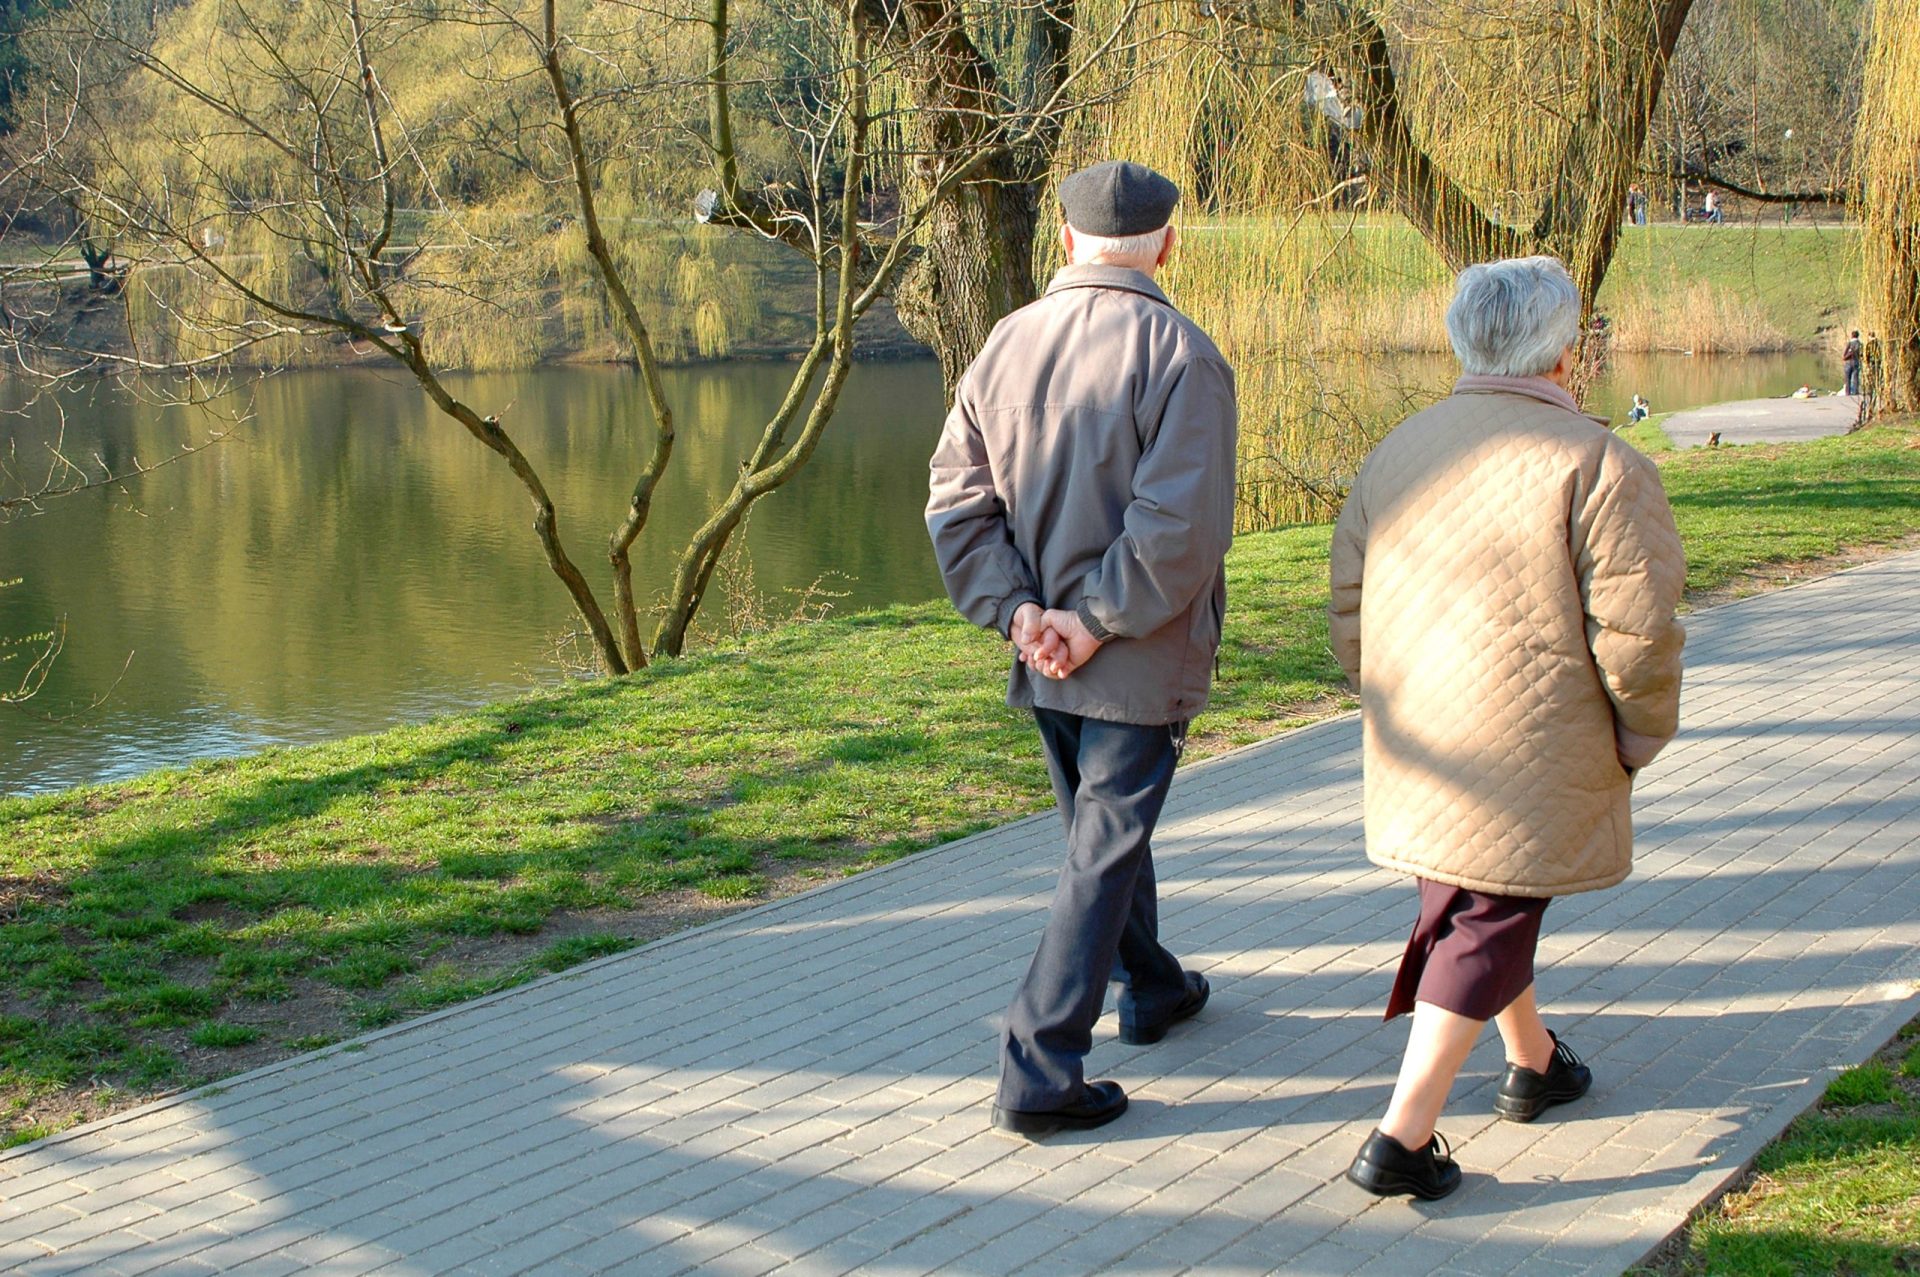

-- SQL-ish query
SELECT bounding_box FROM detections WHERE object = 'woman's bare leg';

[1493,983,1554,1072]
[1377,1001,1482,1148]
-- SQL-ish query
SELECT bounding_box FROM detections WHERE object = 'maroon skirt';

[1384,878,1550,1021]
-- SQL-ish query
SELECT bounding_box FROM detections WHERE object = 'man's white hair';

[1067,223,1172,269]
[1444,255,1582,377]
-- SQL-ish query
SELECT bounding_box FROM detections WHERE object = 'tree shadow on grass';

[0,631,1058,1134]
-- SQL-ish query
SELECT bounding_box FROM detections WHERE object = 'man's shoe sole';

[1118,978,1210,1045]
[1345,1160,1462,1201]
[991,1094,1128,1137]
[1117,1019,1178,1046]
[1494,1076,1592,1123]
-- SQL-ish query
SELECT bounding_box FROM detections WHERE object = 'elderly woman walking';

[1330,256,1687,1200]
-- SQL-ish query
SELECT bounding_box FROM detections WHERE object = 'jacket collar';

[1045,263,1172,307]
[1452,374,1606,425]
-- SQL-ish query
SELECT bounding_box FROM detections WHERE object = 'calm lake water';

[0,349,1838,794]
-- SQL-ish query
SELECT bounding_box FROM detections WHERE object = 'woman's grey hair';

[1444,256,1582,377]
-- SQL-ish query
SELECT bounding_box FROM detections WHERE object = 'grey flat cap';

[1058,160,1179,237]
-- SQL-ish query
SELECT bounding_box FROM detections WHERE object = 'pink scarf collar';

[1451,374,1582,416]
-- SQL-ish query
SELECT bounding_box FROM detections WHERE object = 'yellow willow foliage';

[1857,0,1920,413]
[1053,1,1671,525]
[402,207,551,370]
[86,0,717,369]
[1058,9,1430,525]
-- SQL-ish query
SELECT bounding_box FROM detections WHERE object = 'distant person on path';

[1843,330,1863,396]
[1329,256,1687,1200]
[1627,393,1651,424]
[926,160,1237,1138]
[1626,183,1648,226]
[1704,189,1723,223]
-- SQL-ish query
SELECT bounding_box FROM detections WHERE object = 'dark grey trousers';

[997,708,1189,1110]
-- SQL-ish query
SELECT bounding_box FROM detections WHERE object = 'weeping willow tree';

[4,0,1150,670]
[1032,0,1699,525]
[1856,0,1919,414]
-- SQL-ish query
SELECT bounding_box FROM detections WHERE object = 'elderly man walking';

[926,160,1237,1137]
[1331,256,1686,1198]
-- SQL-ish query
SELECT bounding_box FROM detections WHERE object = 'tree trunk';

[860,0,1073,398]
[79,228,118,293]
[892,172,1042,394]
[1309,1,1692,313]
[1858,0,1920,415]
[1868,228,1920,415]
[1530,0,1694,305]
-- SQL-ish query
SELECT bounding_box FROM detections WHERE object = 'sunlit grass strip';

[1639,419,1920,596]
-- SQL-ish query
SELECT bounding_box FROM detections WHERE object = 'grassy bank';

[1189,218,1857,356]
[4,418,1920,1148]
[1601,222,1859,353]
[1636,1014,1920,1275]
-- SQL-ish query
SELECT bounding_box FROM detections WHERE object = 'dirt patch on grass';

[0,874,69,921]
[1682,531,1920,611]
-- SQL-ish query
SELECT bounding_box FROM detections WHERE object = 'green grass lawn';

[1641,417,1920,596]
[1641,1016,1920,1275]
[1602,223,1860,348]
[1192,215,1858,350]
[4,417,1919,1148]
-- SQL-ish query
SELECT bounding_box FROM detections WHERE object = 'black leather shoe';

[1118,971,1210,1045]
[1346,1128,1462,1200]
[991,1081,1128,1137]
[1495,1031,1592,1123]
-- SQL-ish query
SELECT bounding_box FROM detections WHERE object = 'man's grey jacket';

[926,264,1238,726]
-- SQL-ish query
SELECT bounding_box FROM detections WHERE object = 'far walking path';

[4,554,1920,1276]
[1663,393,1860,447]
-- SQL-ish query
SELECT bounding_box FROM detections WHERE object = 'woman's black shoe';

[1345,1128,1462,1200]
[991,1080,1128,1137]
[1495,1031,1592,1122]
[1118,971,1210,1045]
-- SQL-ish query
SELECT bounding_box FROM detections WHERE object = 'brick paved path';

[5,554,1919,1277]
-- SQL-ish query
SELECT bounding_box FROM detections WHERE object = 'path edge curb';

[1615,983,1920,1275]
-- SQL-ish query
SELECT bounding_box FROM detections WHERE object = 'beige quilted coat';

[1329,377,1686,897]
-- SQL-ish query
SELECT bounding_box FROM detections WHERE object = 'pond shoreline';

[9,220,1857,374]
[0,357,1860,796]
